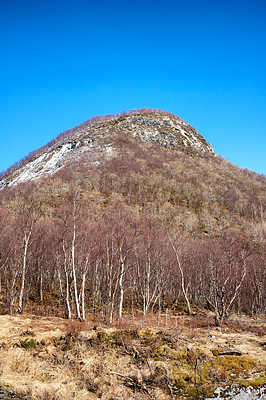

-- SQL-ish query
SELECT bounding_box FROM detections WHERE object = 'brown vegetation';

[0,134,265,322]
[0,112,265,398]
[0,313,265,399]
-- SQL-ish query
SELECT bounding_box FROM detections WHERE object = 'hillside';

[0,109,265,320]
[0,109,214,187]
[0,109,265,399]
[0,109,264,230]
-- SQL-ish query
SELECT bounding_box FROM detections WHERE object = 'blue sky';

[1,0,265,175]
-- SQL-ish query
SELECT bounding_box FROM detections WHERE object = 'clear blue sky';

[1,0,265,175]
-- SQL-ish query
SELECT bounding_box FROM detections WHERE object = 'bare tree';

[204,237,249,328]
[13,190,40,313]
[168,232,192,315]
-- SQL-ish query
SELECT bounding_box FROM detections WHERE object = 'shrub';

[19,338,36,350]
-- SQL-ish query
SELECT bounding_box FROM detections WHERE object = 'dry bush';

[63,319,90,335]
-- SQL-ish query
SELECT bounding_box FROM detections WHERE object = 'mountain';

[0,108,265,325]
[0,109,214,187]
[0,109,265,400]
[1,108,264,235]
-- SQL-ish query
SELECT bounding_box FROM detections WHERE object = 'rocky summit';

[0,109,214,187]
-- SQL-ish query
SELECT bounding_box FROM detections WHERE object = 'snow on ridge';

[0,142,115,188]
[40,143,72,173]
[8,153,47,185]
[4,143,73,186]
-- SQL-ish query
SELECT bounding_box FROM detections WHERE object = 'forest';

[0,132,265,328]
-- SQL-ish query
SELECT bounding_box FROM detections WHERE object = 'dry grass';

[0,313,265,399]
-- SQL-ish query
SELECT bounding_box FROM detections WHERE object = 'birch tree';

[168,232,192,315]
[204,237,250,328]
[13,190,40,313]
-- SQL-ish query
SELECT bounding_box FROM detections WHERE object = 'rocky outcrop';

[109,112,214,154]
[0,109,215,187]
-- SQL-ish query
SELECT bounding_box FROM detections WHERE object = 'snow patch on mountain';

[0,142,115,188]
[3,143,73,186]
[0,110,215,188]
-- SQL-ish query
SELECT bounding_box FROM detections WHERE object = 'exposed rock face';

[111,112,214,154]
[0,109,214,187]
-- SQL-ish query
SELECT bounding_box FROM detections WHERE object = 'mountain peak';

[0,109,214,187]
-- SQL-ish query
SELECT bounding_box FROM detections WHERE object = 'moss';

[52,332,78,351]
[153,345,168,360]
[91,329,139,350]
[139,328,154,337]
[240,377,266,388]
[40,374,53,383]
[103,332,123,348]
[170,351,261,399]
[199,355,257,389]
[123,329,139,339]
[214,355,256,376]
[19,338,36,350]
[171,369,197,398]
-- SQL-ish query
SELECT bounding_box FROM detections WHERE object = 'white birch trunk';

[72,221,81,320]
[18,233,30,313]
[40,266,43,303]
[170,240,191,316]
[62,243,72,319]
[81,271,86,320]
[65,272,72,319]
[118,251,125,320]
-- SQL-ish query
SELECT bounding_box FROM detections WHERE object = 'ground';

[0,313,265,399]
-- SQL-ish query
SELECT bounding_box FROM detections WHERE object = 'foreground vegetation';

[0,312,265,399]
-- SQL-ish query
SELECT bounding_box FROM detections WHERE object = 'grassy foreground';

[0,313,265,399]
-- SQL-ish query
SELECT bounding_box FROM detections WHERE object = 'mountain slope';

[0,109,265,234]
[0,109,214,187]
[0,108,265,323]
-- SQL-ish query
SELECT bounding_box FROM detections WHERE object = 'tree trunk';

[18,234,30,313]
[118,251,125,320]
[62,244,72,319]
[81,271,86,320]
[72,230,81,320]
[65,272,72,319]
[170,240,191,315]
[9,270,17,314]
[40,266,43,303]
